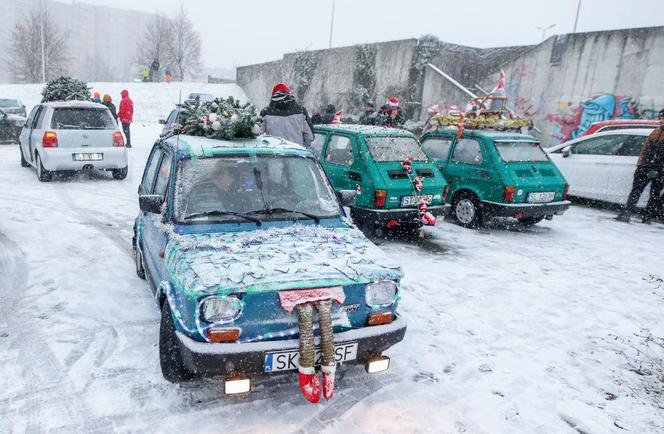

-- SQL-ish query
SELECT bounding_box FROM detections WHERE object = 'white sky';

[75,0,664,69]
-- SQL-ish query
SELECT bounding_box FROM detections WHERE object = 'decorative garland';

[173,96,261,140]
[431,114,533,131]
[401,157,437,226]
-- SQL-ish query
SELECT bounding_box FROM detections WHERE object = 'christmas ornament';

[211,120,221,131]
[251,124,261,136]
[413,176,423,192]
[401,157,413,174]
[419,199,436,226]
[208,113,218,122]
[230,113,240,123]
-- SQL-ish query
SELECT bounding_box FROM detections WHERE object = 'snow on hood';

[165,224,403,298]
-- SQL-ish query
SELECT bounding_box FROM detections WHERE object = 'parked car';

[0,97,27,117]
[546,128,652,206]
[185,92,214,105]
[18,101,127,181]
[311,125,450,235]
[0,107,26,143]
[159,106,181,136]
[420,128,571,227]
[133,134,406,391]
[580,119,660,137]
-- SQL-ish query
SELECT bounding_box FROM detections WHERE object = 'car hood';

[165,224,403,298]
[5,113,25,123]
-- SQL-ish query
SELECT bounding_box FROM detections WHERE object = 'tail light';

[443,185,450,202]
[503,185,516,203]
[42,131,58,147]
[373,190,387,207]
[113,131,125,147]
[563,185,570,200]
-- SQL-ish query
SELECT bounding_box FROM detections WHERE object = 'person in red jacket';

[118,89,134,148]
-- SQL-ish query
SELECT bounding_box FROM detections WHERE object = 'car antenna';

[175,89,181,154]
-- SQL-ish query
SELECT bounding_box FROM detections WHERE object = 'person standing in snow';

[260,83,314,147]
[616,108,664,224]
[118,89,134,148]
[150,59,160,82]
[91,91,101,104]
[359,101,376,125]
[377,97,406,128]
[164,65,172,83]
[102,94,117,122]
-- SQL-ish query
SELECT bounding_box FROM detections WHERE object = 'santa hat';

[272,83,291,95]
[388,97,400,108]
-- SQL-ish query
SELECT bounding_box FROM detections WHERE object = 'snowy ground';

[0,83,663,433]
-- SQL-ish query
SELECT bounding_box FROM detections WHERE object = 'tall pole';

[40,0,46,82]
[328,0,335,49]
[573,0,582,33]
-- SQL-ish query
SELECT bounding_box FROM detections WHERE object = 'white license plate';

[264,342,358,372]
[73,153,103,161]
[401,195,433,207]
[527,192,555,203]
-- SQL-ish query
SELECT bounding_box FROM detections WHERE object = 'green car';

[420,128,571,228]
[311,125,450,234]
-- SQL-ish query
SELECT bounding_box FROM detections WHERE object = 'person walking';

[102,94,117,122]
[91,91,102,104]
[141,67,149,82]
[616,108,664,224]
[260,83,314,147]
[150,58,160,82]
[118,89,134,148]
[164,65,172,83]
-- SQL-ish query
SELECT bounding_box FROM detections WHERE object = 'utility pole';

[328,0,335,49]
[535,24,556,41]
[573,0,582,33]
[40,0,46,82]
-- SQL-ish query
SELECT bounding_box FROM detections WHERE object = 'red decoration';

[413,176,423,192]
[401,156,413,174]
[298,365,321,403]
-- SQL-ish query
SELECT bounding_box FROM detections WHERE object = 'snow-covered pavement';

[0,83,662,433]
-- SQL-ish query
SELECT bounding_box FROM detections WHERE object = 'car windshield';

[174,154,341,223]
[0,98,20,108]
[494,141,549,162]
[51,108,116,129]
[365,136,428,162]
[187,93,214,102]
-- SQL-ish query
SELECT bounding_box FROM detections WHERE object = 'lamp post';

[328,0,335,49]
[535,24,556,41]
[573,0,582,33]
[40,0,46,82]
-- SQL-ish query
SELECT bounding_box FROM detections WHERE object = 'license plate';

[527,192,555,203]
[72,153,103,161]
[264,342,358,372]
[401,195,433,207]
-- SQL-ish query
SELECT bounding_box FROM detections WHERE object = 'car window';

[35,107,48,129]
[494,141,549,162]
[573,135,630,156]
[166,109,178,125]
[153,152,173,198]
[142,147,163,194]
[451,138,483,165]
[310,133,327,157]
[325,135,354,166]
[365,136,428,162]
[421,137,453,160]
[25,106,40,128]
[0,98,20,108]
[617,135,647,157]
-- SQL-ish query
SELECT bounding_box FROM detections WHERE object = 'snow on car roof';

[41,100,107,109]
[314,124,415,137]
[165,134,310,158]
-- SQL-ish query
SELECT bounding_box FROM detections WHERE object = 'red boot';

[298,365,321,403]
[322,364,336,400]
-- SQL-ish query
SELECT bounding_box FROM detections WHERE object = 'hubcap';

[456,199,476,224]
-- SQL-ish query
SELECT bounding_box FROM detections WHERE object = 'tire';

[19,146,29,167]
[159,301,193,383]
[112,167,128,180]
[453,192,482,229]
[133,231,146,279]
[36,153,52,182]
[518,216,544,226]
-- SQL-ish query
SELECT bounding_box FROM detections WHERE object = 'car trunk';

[505,162,565,204]
[49,107,117,148]
[376,161,444,209]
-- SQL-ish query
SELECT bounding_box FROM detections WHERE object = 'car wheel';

[518,216,544,226]
[453,192,482,229]
[133,232,146,280]
[112,167,128,180]
[159,301,193,383]
[36,153,52,182]
[19,146,29,167]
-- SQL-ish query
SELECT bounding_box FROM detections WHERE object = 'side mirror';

[158,118,166,124]
[562,146,572,158]
[139,194,164,214]
[337,190,357,207]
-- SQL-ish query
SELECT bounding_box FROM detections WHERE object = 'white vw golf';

[18,101,128,181]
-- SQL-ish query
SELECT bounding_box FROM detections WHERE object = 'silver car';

[18,101,128,181]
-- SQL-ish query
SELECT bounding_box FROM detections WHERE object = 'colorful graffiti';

[544,93,644,143]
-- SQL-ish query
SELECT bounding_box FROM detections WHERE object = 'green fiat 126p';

[420,127,571,228]
[311,125,450,235]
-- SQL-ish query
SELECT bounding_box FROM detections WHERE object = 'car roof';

[424,127,538,141]
[162,134,311,158]
[41,100,108,109]
[314,124,415,138]
[591,119,660,126]
[546,128,655,151]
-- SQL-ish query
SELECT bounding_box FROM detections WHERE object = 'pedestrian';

[359,101,376,125]
[102,94,117,122]
[320,104,337,124]
[260,83,314,147]
[164,65,172,83]
[150,58,160,82]
[141,67,149,82]
[91,91,101,104]
[377,97,406,128]
[118,89,134,148]
[615,108,664,224]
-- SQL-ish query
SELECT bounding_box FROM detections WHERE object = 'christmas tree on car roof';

[174,96,261,140]
[41,76,91,103]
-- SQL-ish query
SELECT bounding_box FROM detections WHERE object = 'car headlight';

[200,295,244,323]
[14,120,25,127]
[365,280,398,307]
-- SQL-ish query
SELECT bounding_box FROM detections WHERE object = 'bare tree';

[136,14,173,73]
[6,9,68,83]
[167,5,201,81]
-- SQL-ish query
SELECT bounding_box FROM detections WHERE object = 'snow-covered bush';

[293,50,320,101]
[351,44,377,108]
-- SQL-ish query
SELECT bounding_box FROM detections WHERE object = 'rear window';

[51,108,116,130]
[0,98,20,108]
[365,136,428,162]
[494,141,549,162]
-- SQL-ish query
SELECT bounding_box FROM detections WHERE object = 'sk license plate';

[264,342,358,372]
[73,153,103,161]
[527,192,555,203]
[401,195,433,207]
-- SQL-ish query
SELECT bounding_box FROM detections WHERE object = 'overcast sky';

[76,0,663,69]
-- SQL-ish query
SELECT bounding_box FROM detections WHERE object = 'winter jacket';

[103,101,117,121]
[260,98,314,147]
[359,109,377,125]
[638,125,664,169]
[118,90,133,124]
[377,106,406,128]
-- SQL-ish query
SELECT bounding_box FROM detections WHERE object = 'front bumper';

[40,146,128,171]
[351,204,451,225]
[482,200,572,218]
[176,316,407,376]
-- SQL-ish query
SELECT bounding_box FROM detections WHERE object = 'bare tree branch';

[136,14,173,72]
[167,5,201,81]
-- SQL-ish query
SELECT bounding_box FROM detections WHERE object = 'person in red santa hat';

[377,97,406,128]
[260,83,314,147]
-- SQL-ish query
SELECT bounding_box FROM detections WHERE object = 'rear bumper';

[40,147,128,171]
[482,200,572,218]
[176,316,407,376]
[351,204,451,225]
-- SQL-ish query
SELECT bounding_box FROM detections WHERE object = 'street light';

[329,0,336,49]
[535,24,556,41]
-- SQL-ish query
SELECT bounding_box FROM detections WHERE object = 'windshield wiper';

[183,210,262,225]
[248,207,323,224]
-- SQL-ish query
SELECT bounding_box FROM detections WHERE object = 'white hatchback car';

[18,101,128,181]
[546,129,653,206]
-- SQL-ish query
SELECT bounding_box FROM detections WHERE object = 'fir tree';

[174,96,261,140]
[41,76,91,103]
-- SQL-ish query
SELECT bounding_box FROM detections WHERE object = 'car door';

[309,131,328,160]
[444,136,495,201]
[607,134,649,206]
[420,135,454,176]
[321,134,361,192]
[19,105,43,164]
[30,106,48,158]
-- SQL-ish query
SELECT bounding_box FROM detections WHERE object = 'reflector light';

[503,185,516,202]
[224,374,251,395]
[373,190,387,207]
[208,328,241,343]
[563,185,570,200]
[368,311,393,326]
[365,355,390,373]
[443,185,450,202]
[386,219,398,229]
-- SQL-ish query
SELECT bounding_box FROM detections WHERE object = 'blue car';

[133,134,407,393]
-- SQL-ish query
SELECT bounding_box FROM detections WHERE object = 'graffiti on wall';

[544,93,655,144]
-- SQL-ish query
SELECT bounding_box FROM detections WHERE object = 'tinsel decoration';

[432,113,533,131]
[41,76,91,103]
[174,96,261,140]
